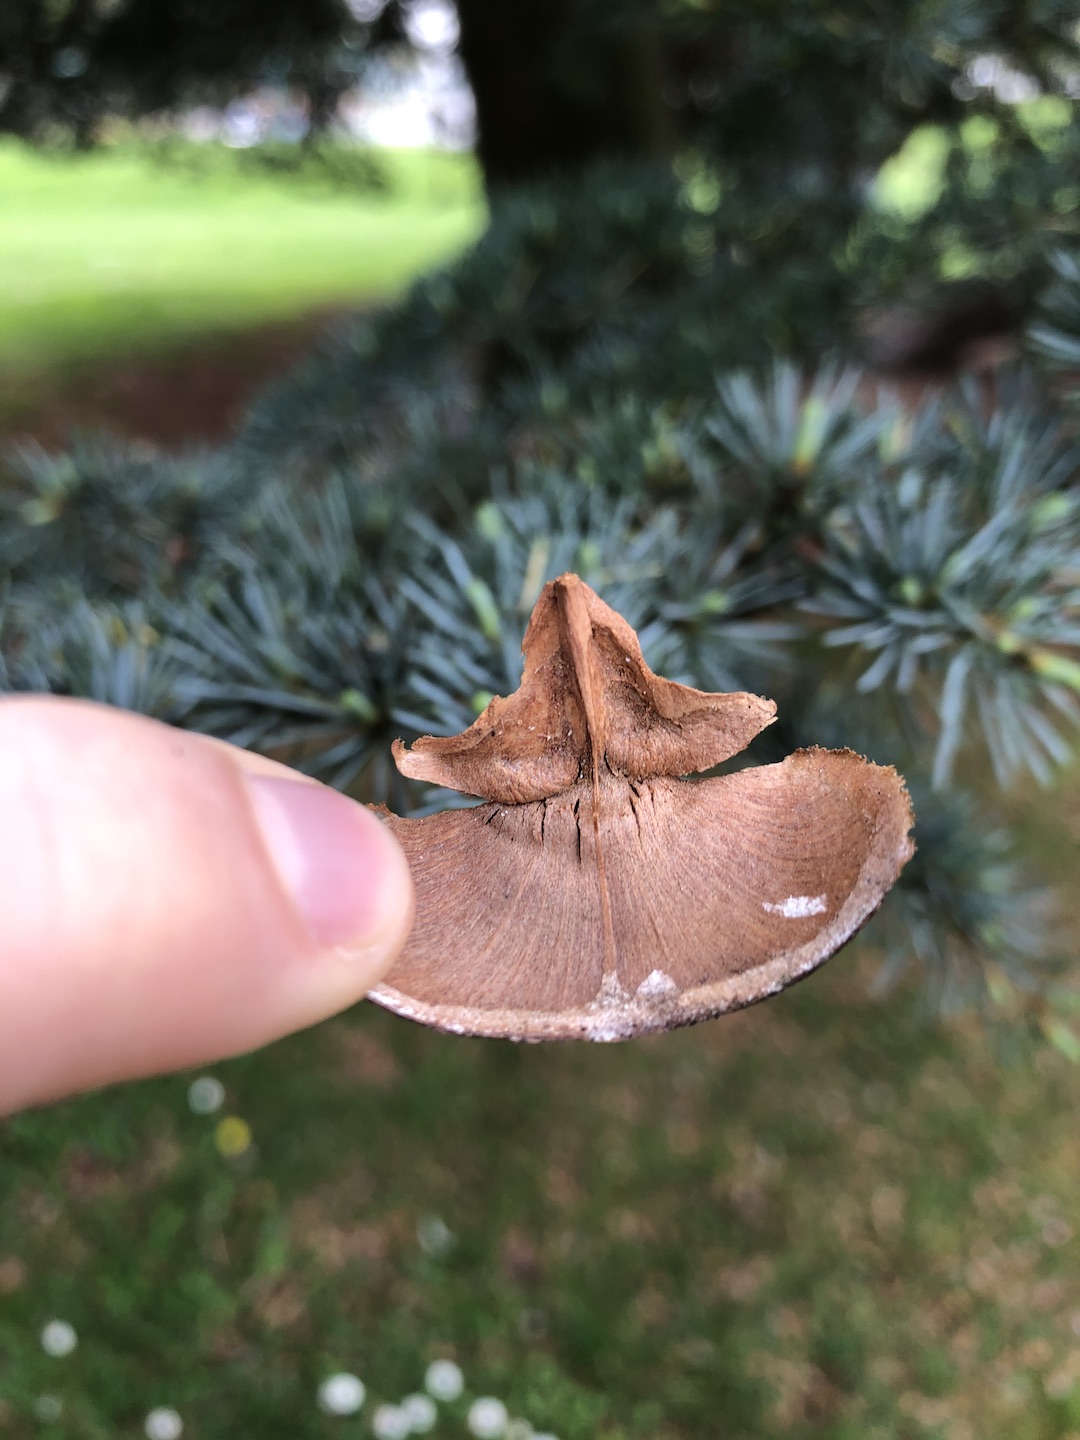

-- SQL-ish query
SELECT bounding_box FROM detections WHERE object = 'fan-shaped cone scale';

[369,574,914,1041]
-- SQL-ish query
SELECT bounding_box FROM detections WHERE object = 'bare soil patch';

[2,311,349,452]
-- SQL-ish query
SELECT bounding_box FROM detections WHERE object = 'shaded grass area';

[0,140,483,418]
[2,923,1079,1440]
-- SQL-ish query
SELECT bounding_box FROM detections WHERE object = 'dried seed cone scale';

[369,574,914,1041]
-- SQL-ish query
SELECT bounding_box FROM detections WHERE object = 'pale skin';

[0,696,415,1116]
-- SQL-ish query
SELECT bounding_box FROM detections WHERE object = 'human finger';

[0,696,414,1113]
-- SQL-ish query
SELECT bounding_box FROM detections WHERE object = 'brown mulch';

[1,312,348,452]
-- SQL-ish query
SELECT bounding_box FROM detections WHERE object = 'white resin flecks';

[762,894,828,919]
[636,969,678,998]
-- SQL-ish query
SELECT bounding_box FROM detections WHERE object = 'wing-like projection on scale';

[369,574,914,1041]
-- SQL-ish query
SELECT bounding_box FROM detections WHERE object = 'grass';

[1,760,1079,1440]
[2,947,1079,1440]
[0,139,484,410]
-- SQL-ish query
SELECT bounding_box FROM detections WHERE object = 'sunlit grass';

[0,139,484,399]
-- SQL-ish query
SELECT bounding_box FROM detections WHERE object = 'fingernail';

[246,776,411,952]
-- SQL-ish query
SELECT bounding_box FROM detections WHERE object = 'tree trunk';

[455,0,672,191]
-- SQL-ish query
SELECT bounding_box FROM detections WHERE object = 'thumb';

[0,696,414,1114]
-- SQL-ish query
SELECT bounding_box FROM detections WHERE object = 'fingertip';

[245,774,414,995]
[0,698,416,1111]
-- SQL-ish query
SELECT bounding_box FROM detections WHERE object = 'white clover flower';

[187,1076,225,1114]
[506,1421,534,1440]
[424,1359,464,1401]
[144,1407,184,1440]
[40,1320,77,1357]
[467,1397,509,1438]
[33,1396,63,1421]
[416,1215,454,1257]
[372,1403,411,1439]
[401,1393,438,1432]
[317,1373,366,1415]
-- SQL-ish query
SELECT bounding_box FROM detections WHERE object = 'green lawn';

[0,140,483,399]
[2,940,1079,1440]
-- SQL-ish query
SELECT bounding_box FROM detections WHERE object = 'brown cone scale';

[369,574,914,1041]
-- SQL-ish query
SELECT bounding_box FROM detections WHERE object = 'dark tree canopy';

[4,0,1080,197]
[0,0,382,143]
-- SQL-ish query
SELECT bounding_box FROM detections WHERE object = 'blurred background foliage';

[3,1,1080,1437]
